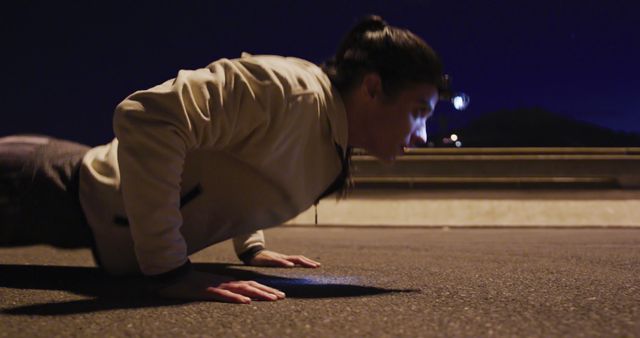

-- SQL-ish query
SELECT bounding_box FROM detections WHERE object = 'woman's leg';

[0,135,93,248]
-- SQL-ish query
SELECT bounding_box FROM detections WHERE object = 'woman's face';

[361,83,438,161]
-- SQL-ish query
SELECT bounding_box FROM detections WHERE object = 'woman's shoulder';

[232,53,328,94]
[237,52,317,68]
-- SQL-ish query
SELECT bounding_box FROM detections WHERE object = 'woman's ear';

[361,73,382,100]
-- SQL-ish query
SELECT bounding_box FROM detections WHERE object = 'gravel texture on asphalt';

[1,227,639,337]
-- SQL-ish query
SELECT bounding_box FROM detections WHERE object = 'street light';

[438,74,470,111]
[452,93,471,110]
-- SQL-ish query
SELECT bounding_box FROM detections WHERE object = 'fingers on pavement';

[216,281,285,302]
[287,255,321,268]
[205,287,252,304]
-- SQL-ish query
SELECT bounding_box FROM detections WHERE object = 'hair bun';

[335,15,389,62]
[353,15,387,34]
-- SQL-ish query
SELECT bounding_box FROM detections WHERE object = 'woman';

[1,15,444,303]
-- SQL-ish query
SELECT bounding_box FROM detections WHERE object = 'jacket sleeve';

[113,61,279,275]
[233,230,266,258]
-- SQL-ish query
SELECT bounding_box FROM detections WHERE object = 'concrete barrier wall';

[351,147,640,188]
[287,148,640,227]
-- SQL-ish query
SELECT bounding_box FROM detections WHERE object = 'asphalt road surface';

[1,227,639,337]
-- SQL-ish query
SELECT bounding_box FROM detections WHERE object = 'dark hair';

[322,15,444,99]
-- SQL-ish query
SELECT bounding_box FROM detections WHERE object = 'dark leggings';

[0,135,93,248]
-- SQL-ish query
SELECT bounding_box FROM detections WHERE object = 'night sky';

[2,0,638,146]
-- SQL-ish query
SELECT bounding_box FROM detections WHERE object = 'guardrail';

[350,147,640,189]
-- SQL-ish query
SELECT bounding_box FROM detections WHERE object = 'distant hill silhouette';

[452,108,640,147]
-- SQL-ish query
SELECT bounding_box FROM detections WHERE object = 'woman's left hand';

[248,250,321,268]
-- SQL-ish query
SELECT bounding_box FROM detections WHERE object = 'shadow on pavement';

[193,263,417,299]
[0,263,417,316]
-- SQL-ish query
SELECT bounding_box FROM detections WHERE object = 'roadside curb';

[286,189,640,228]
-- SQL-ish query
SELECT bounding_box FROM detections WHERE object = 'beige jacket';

[78,53,348,275]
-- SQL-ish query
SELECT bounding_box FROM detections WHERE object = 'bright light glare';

[452,93,470,110]
[418,127,427,143]
[450,134,458,142]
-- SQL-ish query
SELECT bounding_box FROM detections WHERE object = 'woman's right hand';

[156,270,285,304]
